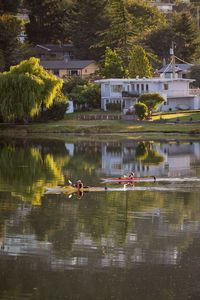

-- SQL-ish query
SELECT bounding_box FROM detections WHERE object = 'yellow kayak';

[45,185,109,194]
[44,185,138,194]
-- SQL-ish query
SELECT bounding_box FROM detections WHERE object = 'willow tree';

[0,57,64,122]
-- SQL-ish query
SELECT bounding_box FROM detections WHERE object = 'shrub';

[134,103,148,120]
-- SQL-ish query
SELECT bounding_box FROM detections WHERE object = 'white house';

[95,78,200,113]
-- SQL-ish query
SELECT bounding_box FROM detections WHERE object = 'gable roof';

[35,44,74,53]
[158,64,193,73]
[40,59,95,70]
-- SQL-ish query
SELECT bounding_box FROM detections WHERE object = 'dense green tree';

[0,57,64,122]
[68,82,100,110]
[101,47,126,78]
[0,14,24,70]
[145,12,199,62]
[24,0,69,43]
[127,0,166,38]
[190,65,200,87]
[102,0,131,55]
[134,103,148,120]
[128,45,153,78]
[68,0,108,59]
[138,93,165,117]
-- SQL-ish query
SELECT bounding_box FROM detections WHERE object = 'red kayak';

[101,176,156,183]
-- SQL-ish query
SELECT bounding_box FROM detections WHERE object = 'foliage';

[134,103,148,120]
[69,82,100,110]
[0,0,22,13]
[101,47,127,78]
[102,0,131,56]
[138,93,165,116]
[0,14,24,70]
[24,0,69,43]
[68,0,108,59]
[0,57,64,122]
[145,12,199,62]
[127,1,166,37]
[37,99,68,121]
[190,65,200,87]
[128,45,153,78]
[62,76,87,95]
[106,102,121,111]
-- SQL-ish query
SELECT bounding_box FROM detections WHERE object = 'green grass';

[0,110,200,138]
[152,110,200,122]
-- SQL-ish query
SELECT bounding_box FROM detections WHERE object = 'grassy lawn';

[152,110,200,122]
[0,110,200,138]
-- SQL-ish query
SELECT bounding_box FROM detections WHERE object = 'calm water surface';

[0,137,200,300]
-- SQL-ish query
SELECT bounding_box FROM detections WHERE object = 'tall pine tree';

[24,0,69,44]
[102,0,132,58]
[68,0,108,60]
[128,45,153,78]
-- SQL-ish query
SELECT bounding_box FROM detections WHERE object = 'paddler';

[75,180,83,189]
[128,172,135,179]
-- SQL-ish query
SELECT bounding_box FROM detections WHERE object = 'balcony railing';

[122,91,139,98]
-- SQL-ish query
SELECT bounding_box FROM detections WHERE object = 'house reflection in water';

[101,141,200,177]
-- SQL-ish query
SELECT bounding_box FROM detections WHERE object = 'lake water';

[0,137,200,300]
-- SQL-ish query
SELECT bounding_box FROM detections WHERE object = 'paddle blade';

[68,180,73,186]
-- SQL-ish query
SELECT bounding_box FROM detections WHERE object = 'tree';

[138,93,165,117]
[0,14,24,70]
[128,45,153,78]
[102,0,132,56]
[0,0,22,13]
[145,12,199,62]
[68,82,100,110]
[134,103,148,120]
[127,0,166,38]
[190,65,200,87]
[0,57,64,122]
[68,0,108,59]
[101,47,126,78]
[24,0,69,43]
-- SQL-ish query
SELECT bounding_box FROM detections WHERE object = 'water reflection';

[0,138,199,299]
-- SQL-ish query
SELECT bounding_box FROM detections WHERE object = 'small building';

[157,64,193,79]
[40,59,98,78]
[96,78,200,112]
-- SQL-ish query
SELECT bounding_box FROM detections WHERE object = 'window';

[111,85,123,93]
[164,83,168,90]
[137,84,140,92]
[53,70,59,76]
[69,70,78,76]
[146,84,149,92]
[141,84,144,92]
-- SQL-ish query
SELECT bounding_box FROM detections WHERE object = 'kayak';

[101,176,156,183]
[44,185,138,195]
[45,185,110,194]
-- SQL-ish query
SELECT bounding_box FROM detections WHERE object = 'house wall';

[82,63,98,77]
[97,79,197,112]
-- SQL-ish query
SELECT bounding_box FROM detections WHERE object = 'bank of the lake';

[0,110,200,139]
